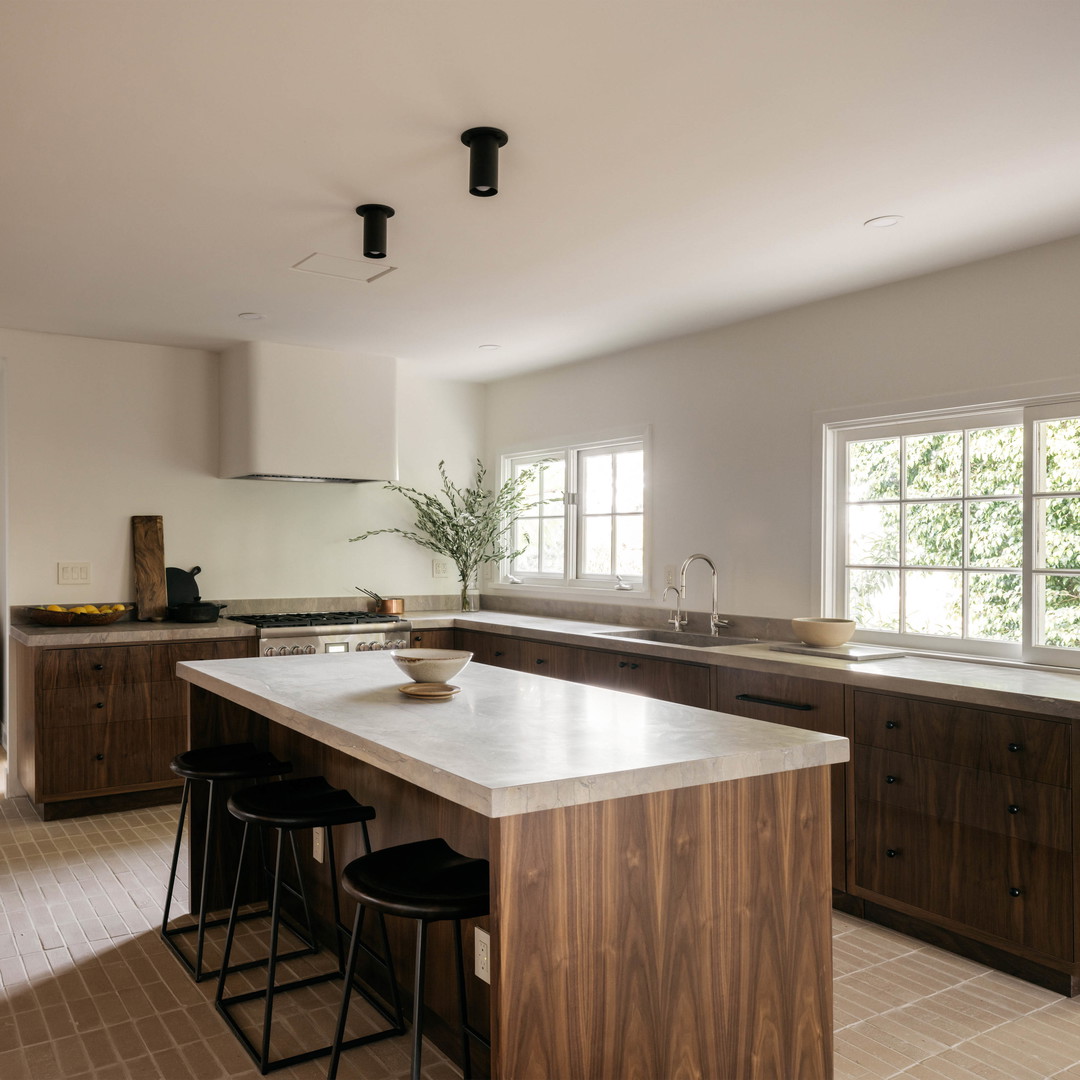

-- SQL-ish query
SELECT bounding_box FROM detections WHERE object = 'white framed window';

[825,398,1080,667]
[501,435,646,592]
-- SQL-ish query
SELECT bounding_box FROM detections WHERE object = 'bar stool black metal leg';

[411,921,428,1080]
[453,920,472,1080]
[288,829,320,955]
[161,778,191,937]
[215,821,251,1006]
[327,900,364,1080]
[326,829,347,973]
[260,828,287,1072]
[193,778,217,979]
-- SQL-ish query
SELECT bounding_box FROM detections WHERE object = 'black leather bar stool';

[328,838,490,1080]
[161,742,293,982]
[215,776,403,1074]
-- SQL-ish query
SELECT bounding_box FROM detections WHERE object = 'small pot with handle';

[166,566,227,622]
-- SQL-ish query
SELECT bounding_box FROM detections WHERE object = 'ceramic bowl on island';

[791,617,856,647]
[389,649,473,684]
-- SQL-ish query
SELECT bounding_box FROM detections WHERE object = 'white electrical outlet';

[432,558,450,579]
[312,827,325,863]
[664,565,676,587]
[58,561,91,585]
[474,926,490,983]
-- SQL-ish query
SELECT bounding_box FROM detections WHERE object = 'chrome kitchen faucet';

[679,553,731,636]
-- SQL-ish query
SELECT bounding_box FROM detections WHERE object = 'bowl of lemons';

[29,603,129,627]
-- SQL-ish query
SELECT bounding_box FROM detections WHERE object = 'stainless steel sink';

[598,629,759,648]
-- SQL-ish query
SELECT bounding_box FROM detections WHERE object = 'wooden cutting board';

[131,515,167,621]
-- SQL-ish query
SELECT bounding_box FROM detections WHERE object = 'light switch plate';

[58,561,91,585]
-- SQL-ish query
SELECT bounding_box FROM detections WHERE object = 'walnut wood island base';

[178,653,849,1080]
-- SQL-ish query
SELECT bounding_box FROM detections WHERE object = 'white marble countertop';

[177,652,848,819]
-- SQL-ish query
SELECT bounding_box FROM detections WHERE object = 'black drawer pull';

[494,650,504,657]
[1009,887,1022,898]
[885,775,897,784]
[618,661,628,667]
[1007,804,1021,815]
[734,694,813,711]
[92,663,105,671]
[885,848,899,858]
[413,635,423,642]
[1008,743,1024,753]
[535,658,545,665]
[95,753,104,761]
[885,720,898,729]
[95,702,105,709]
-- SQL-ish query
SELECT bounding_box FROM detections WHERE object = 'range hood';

[219,341,398,483]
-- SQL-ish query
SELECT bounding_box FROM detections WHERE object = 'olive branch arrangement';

[349,459,545,611]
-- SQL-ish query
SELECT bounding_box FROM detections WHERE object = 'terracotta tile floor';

[2,791,1080,1079]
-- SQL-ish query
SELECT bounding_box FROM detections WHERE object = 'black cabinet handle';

[734,694,812,711]
[92,663,104,671]
[1009,887,1022,898]
[95,753,104,761]
[535,658,545,665]
[95,702,105,709]
[618,661,641,669]
[494,650,504,657]
[885,848,899,858]
[618,661,628,668]
[1008,743,1023,753]
[885,775,897,784]
[630,662,639,670]
[1007,804,1021,815]
[413,635,423,642]
[885,720,898,729]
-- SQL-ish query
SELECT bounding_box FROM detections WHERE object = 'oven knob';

[304,645,316,654]
[277,646,290,656]
[355,642,369,651]
[291,645,304,655]
[264,646,276,656]
[391,638,407,648]
[369,642,384,651]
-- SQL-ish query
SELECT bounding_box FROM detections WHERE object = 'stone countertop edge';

[9,619,256,646]
[408,610,1080,720]
[177,656,848,819]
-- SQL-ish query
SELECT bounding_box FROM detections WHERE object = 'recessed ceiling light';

[238,312,265,320]
[863,215,903,228]
[478,343,501,351]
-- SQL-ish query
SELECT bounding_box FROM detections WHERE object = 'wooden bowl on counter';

[27,605,129,627]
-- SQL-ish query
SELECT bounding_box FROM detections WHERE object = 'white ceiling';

[3,2,1080,380]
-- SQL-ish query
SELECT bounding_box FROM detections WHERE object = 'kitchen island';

[178,651,848,1080]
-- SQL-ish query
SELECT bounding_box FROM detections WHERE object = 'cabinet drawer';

[41,684,153,729]
[40,719,153,796]
[855,800,1072,959]
[455,630,522,668]
[406,629,455,649]
[715,669,844,734]
[581,650,711,707]
[149,639,251,681]
[40,646,151,689]
[853,690,1070,787]
[855,744,1071,851]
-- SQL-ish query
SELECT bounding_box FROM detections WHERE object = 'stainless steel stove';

[227,611,412,657]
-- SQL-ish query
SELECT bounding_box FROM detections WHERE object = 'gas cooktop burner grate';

[227,611,406,629]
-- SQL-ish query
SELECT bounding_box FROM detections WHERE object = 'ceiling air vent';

[291,253,397,283]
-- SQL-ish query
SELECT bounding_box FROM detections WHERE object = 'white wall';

[0,330,485,606]
[485,233,1080,618]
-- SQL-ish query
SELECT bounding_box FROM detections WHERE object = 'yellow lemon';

[46,605,64,612]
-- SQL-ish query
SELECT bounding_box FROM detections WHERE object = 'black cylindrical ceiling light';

[354,203,395,259]
[460,127,509,196]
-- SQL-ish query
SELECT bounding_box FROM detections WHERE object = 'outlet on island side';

[312,827,325,863]
[474,926,491,983]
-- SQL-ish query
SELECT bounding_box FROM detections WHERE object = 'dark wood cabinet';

[454,628,710,706]
[407,629,456,649]
[852,688,1074,970]
[455,628,522,668]
[714,667,847,888]
[14,635,256,818]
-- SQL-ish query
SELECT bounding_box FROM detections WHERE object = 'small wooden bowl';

[27,606,128,627]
